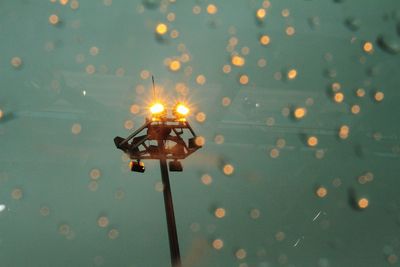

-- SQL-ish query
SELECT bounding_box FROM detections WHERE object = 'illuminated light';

[194,136,205,146]
[108,228,119,239]
[256,8,266,19]
[207,4,218,14]
[294,107,306,119]
[150,103,165,114]
[281,8,290,17]
[196,74,206,85]
[235,249,247,260]
[334,92,344,103]
[0,109,3,119]
[250,208,260,219]
[351,104,360,114]
[231,55,245,67]
[130,104,140,114]
[356,88,365,97]
[180,53,190,63]
[222,64,231,74]
[214,208,226,218]
[155,23,168,35]
[49,14,59,25]
[169,60,181,71]
[39,206,50,216]
[170,29,179,39]
[259,35,270,46]
[90,168,101,180]
[195,112,206,123]
[71,123,82,134]
[223,164,234,175]
[287,69,297,80]
[222,97,231,107]
[86,64,95,74]
[11,56,22,68]
[174,103,190,117]
[228,37,238,46]
[358,198,369,209]
[60,0,68,5]
[258,58,267,67]
[262,0,271,8]
[11,188,22,200]
[363,42,373,53]
[239,74,249,85]
[374,91,384,102]
[192,5,201,15]
[270,148,279,158]
[307,136,318,147]
[212,239,224,250]
[339,125,350,139]
[97,216,109,228]
[331,82,341,92]
[214,134,224,144]
[316,186,327,198]
[286,26,295,36]
[201,174,212,185]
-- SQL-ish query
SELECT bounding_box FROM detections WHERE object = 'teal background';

[1,0,400,266]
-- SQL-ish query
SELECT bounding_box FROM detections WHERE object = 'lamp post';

[114,94,201,267]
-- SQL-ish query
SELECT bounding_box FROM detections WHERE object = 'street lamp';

[113,77,201,267]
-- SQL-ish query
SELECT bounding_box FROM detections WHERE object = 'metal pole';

[158,140,181,267]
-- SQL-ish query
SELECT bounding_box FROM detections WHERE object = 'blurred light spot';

[167,12,175,22]
[256,8,266,20]
[316,187,327,198]
[40,206,50,216]
[334,92,344,103]
[281,8,290,17]
[307,136,318,147]
[11,57,22,68]
[156,23,168,35]
[212,239,224,250]
[195,136,205,146]
[89,46,99,56]
[195,112,206,123]
[214,134,224,145]
[388,254,398,264]
[124,120,134,130]
[241,46,250,55]
[294,107,306,119]
[0,109,3,119]
[49,14,59,25]
[59,224,71,235]
[11,188,22,200]
[192,5,201,15]
[286,26,295,36]
[169,60,181,71]
[270,148,279,158]
[275,231,285,241]
[97,216,109,228]
[351,104,360,114]
[239,74,249,85]
[222,97,231,107]
[276,138,286,148]
[207,4,217,14]
[339,125,350,139]
[214,208,226,219]
[108,228,119,239]
[130,104,140,114]
[170,29,179,39]
[363,42,374,53]
[196,75,206,85]
[232,55,245,67]
[70,0,79,10]
[374,91,384,102]
[358,198,369,209]
[201,174,212,185]
[287,69,297,80]
[356,88,365,97]
[257,58,267,67]
[250,208,260,219]
[259,35,270,46]
[0,204,6,212]
[223,164,234,176]
[88,181,98,191]
[222,64,231,73]
[235,248,247,260]
[332,178,342,187]
[266,117,275,126]
[85,64,95,74]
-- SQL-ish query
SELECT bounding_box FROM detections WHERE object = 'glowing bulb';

[175,104,189,116]
[150,103,165,114]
